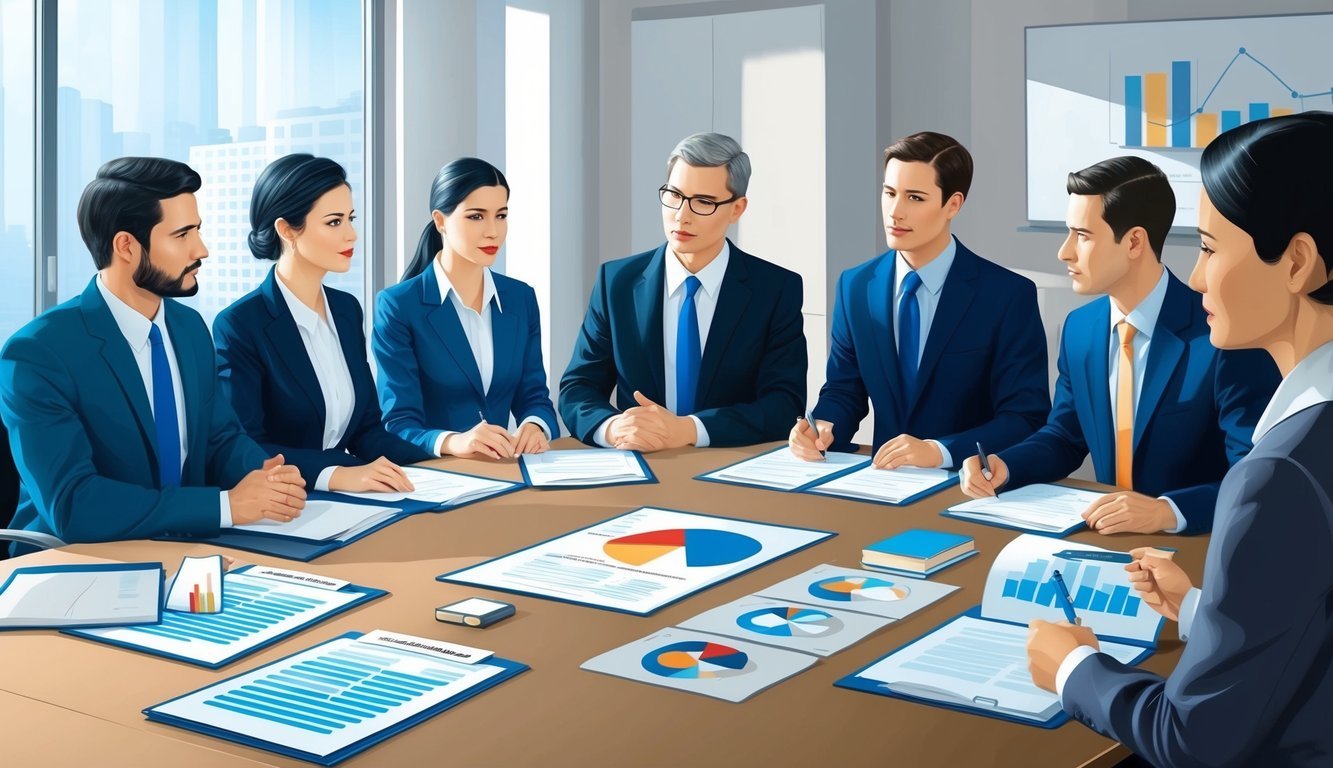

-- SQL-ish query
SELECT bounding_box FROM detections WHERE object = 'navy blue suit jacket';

[372,267,558,454]
[559,241,807,447]
[1063,402,1333,766]
[812,239,1050,466]
[0,279,267,546]
[212,269,430,483]
[999,271,1278,533]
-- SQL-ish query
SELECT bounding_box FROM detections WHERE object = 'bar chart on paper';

[1001,557,1140,618]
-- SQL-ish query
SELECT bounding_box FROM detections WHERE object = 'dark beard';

[133,246,200,298]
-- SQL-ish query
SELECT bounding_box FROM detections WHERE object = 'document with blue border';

[145,630,527,766]
[697,447,867,491]
[0,562,163,630]
[66,565,386,668]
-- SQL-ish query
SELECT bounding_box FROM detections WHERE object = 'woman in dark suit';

[372,158,558,460]
[214,154,430,493]
[1028,112,1333,766]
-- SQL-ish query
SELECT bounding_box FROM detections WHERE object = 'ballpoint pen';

[1051,569,1081,625]
[975,441,991,479]
[805,409,825,458]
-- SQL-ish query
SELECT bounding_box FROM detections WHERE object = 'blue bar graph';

[125,580,327,645]
[1249,102,1270,121]
[1004,557,1139,617]
[1171,60,1191,147]
[1124,75,1143,146]
[1221,110,1242,132]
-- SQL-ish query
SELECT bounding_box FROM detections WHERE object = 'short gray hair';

[666,132,751,197]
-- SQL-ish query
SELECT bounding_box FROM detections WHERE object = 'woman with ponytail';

[213,154,430,493]
[372,158,558,459]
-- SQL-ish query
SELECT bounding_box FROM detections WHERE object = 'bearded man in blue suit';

[0,158,306,553]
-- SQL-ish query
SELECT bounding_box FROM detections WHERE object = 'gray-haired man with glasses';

[559,132,807,450]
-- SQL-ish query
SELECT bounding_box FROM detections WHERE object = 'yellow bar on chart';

[1271,107,1294,116]
[1195,113,1218,147]
[1144,72,1168,147]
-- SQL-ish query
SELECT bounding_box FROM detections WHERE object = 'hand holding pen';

[788,411,833,462]
[439,409,516,460]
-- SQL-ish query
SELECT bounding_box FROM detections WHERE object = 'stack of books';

[861,529,977,578]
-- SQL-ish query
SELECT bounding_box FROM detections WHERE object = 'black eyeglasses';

[659,186,741,216]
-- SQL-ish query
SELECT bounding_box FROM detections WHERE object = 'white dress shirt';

[595,242,730,448]
[431,258,549,456]
[96,276,232,526]
[274,274,355,492]
[1057,340,1333,701]
[892,237,956,468]
[1105,268,1185,533]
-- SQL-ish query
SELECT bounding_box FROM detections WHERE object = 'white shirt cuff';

[220,491,233,528]
[690,415,710,448]
[1161,496,1187,533]
[434,431,455,457]
[518,415,551,440]
[593,417,617,448]
[930,440,952,469]
[1055,645,1101,700]
[1178,587,1203,641]
[315,466,336,493]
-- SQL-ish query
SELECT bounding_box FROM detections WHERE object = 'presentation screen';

[1025,13,1333,231]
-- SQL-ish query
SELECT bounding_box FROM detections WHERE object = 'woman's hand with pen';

[442,420,516,460]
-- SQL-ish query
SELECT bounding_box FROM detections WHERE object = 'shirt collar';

[1252,340,1333,444]
[433,257,502,313]
[1109,267,1170,340]
[96,274,164,351]
[894,235,956,297]
[665,239,731,299]
[274,271,335,335]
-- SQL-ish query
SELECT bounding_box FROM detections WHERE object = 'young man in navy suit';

[0,157,306,552]
[559,133,806,450]
[790,132,1049,470]
[960,156,1278,534]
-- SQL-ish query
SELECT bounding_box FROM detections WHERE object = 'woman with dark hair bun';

[1027,112,1333,766]
[372,158,558,460]
[213,153,430,493]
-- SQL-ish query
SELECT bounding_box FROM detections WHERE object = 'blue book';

[862,529,974,575]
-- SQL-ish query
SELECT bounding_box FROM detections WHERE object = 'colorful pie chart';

[603,529,762,567]
[736,606,842,637]
[808,576,910,602]
[640,641,751,679]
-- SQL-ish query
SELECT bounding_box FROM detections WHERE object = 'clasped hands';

[959,454,1178,534]
[228,454,307,525]
[444,420,550,460]
[606,391,698,452]
[1026,547,1192,691]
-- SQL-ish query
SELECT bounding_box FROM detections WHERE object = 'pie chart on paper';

[808,576,910,602]
[736,606,843,637]
[603,529,763,567]
[640,641,751,679]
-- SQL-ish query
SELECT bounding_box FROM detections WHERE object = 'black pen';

[805,409,825,458]
[976,441,992,479]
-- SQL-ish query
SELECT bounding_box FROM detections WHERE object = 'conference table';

[0,439,1206,767]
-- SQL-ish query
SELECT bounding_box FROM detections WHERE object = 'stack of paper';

[0,563,162,629]
[807,465,955,505]
[700,447,866,490]
[520,449,651,487]
[339,466,519,506]
[945,484,1102,535]
[233,500,402,542]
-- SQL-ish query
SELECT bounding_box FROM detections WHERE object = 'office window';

[0,0,35,343]
[53,0,367,327]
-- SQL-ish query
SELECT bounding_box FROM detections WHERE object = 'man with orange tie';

[958,156,1278,534]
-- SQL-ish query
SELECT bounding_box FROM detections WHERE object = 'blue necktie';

[148,324,181,488]
[898,270,923,398]
[676,275,703,415]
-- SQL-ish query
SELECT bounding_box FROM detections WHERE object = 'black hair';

[76,157,202,269]
[1201,111,1333,305]
[248,154,350,261]
[401,157,509,282]
[1066,156,1175,260]
[882,131,974,204]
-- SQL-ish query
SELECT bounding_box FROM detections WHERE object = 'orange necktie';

[1115,321,1137,489]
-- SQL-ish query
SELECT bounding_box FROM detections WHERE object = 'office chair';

[0,422,66,557]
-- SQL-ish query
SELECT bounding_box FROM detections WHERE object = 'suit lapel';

[489,281,521,405]
[1081,299,1115,481]
[697,245,752,404]
[329,292,367,437]
[81,281,158,474]
[422,266,486,401]
[1133,274,1188,451]
[909,244,976,413]
[866,254,905,421]
[633,248,667,402]
[261,270,326,423]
